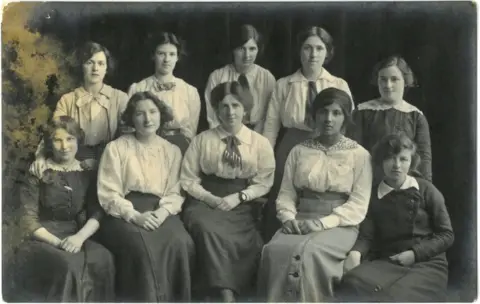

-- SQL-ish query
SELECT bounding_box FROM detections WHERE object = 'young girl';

[338,133,454,302]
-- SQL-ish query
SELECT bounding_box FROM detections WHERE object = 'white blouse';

[205,64,276,133]
[181,125,275,204]
[97,134,184,222]
[276,136,372,229]
[128,76,201,139]
[263,69,353,147]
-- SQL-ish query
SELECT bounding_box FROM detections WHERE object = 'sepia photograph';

[2,1,477,302]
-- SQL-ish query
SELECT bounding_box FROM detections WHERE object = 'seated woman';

[128,32,201,154]
[12,116,115,302]
[337,133,454,302]
[257,88,372,302]
[181,81,275,302]
[96,91,195,302]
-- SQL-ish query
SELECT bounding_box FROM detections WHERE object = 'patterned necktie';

[154,81,176,92]
[222,136,242,169]
[304,81,317,128]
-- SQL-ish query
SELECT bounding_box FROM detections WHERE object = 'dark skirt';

[263,128,313,242]
[12,238,115,302]
[99,191,195,302]
[182,175,263,296]
[337,253,449,302]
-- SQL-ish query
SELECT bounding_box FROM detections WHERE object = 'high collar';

[215,124,252,145]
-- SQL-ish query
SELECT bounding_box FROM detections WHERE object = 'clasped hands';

[55,234,86,254]
[131,208,170,231]
[208,193,242,211]
[282,219,324,235]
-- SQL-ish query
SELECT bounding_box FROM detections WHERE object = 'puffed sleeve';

[276,146,300,223]
[204,71,221,129]
[187,87,201,138]
[19,173,42,236]
[319,148,373,229]
[180,135,220,207]
[242,136,276,200]
[158,145,185,215]
[127,82,139,97]
[263,79,286,148]
[415,113,433,181]
[411,182,454,262]
[52,94,70,118]
[254,71,277,134]
[97,141,141,222]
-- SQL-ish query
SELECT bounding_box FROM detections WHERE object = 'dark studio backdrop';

[6,1,478,300]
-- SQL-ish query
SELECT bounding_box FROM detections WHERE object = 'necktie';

[237,73,251,124]
[154,81,176,92]
[222,136,242,169]
[304,81,317,128]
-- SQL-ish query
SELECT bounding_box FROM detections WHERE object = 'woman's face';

[382,148,412,185]
[132,99,161,137]
[82,51,107,85]
[233,38,258,71]
[314,102,345,137]
[217,94,245,131]
[51,128,78,164]
[154,43,178,76]
[377,65,405,104]
[300,35,327,72]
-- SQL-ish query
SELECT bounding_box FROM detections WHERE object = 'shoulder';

[322,69,348,85]
[156,136,182,156]
[129,76,154,92]
[105,85,128,103]
[192,128,217,144]
[209,65,231,79]
[176,78,199,94]
[357,99,381,111]
[416,178,443,199]
[57,89,78,104]
[106,134,134,152]
[254,64,275,78]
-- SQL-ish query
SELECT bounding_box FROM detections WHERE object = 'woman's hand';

[344,250,362,273]
[282,219,302,234]
[80,158,98,171]
[131,212,163,231]
[59,234,85,253]
[389,250,416,266]
[298,219,323,234]
[217,193,241,211]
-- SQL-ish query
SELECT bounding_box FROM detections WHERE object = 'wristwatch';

[238,191,248,203]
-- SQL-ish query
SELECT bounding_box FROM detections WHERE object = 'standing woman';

[97,92,195,302]
[36,41,128,168]
[12,116,115,302]
[205,24,276,133]
[128,32,201,154]
[262,26,353,241]
[181,81,275,302]
[257,88,372,302]
[349,56,432,181]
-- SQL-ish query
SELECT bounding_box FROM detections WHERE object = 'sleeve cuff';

[122,209,141,223]
[277,210,296,224]
[411,245,425,262]
[320,214,341,230]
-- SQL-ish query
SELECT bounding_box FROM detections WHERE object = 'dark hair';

[211,81,254,116]
[121,91,175,132]
[149,32,186,60]
[43,116,85,159]
[372,133,422,177]
[371,55,417,87]
[76,41,115,78]
[297,26,335,64]
[311,87,353,133]
[230,24,263,56]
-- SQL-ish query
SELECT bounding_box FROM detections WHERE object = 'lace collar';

[357,99,423,114]
[29,158,83,179]
[301,135,358,152]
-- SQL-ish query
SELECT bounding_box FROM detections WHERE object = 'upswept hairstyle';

[121,91,174,132]
[311,87,353,133]
[297,26,335,64]
[371,55,417,87]
[76,41,116,78]
[229,24,263,56]
[210,81,254,115]
[148,32,186,59]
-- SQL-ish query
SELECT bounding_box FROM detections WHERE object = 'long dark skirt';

[182,175,263,296]
[12,238,115,302]
[263,128,313,242]
[337,253,449,302]
[99,192,195,302]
